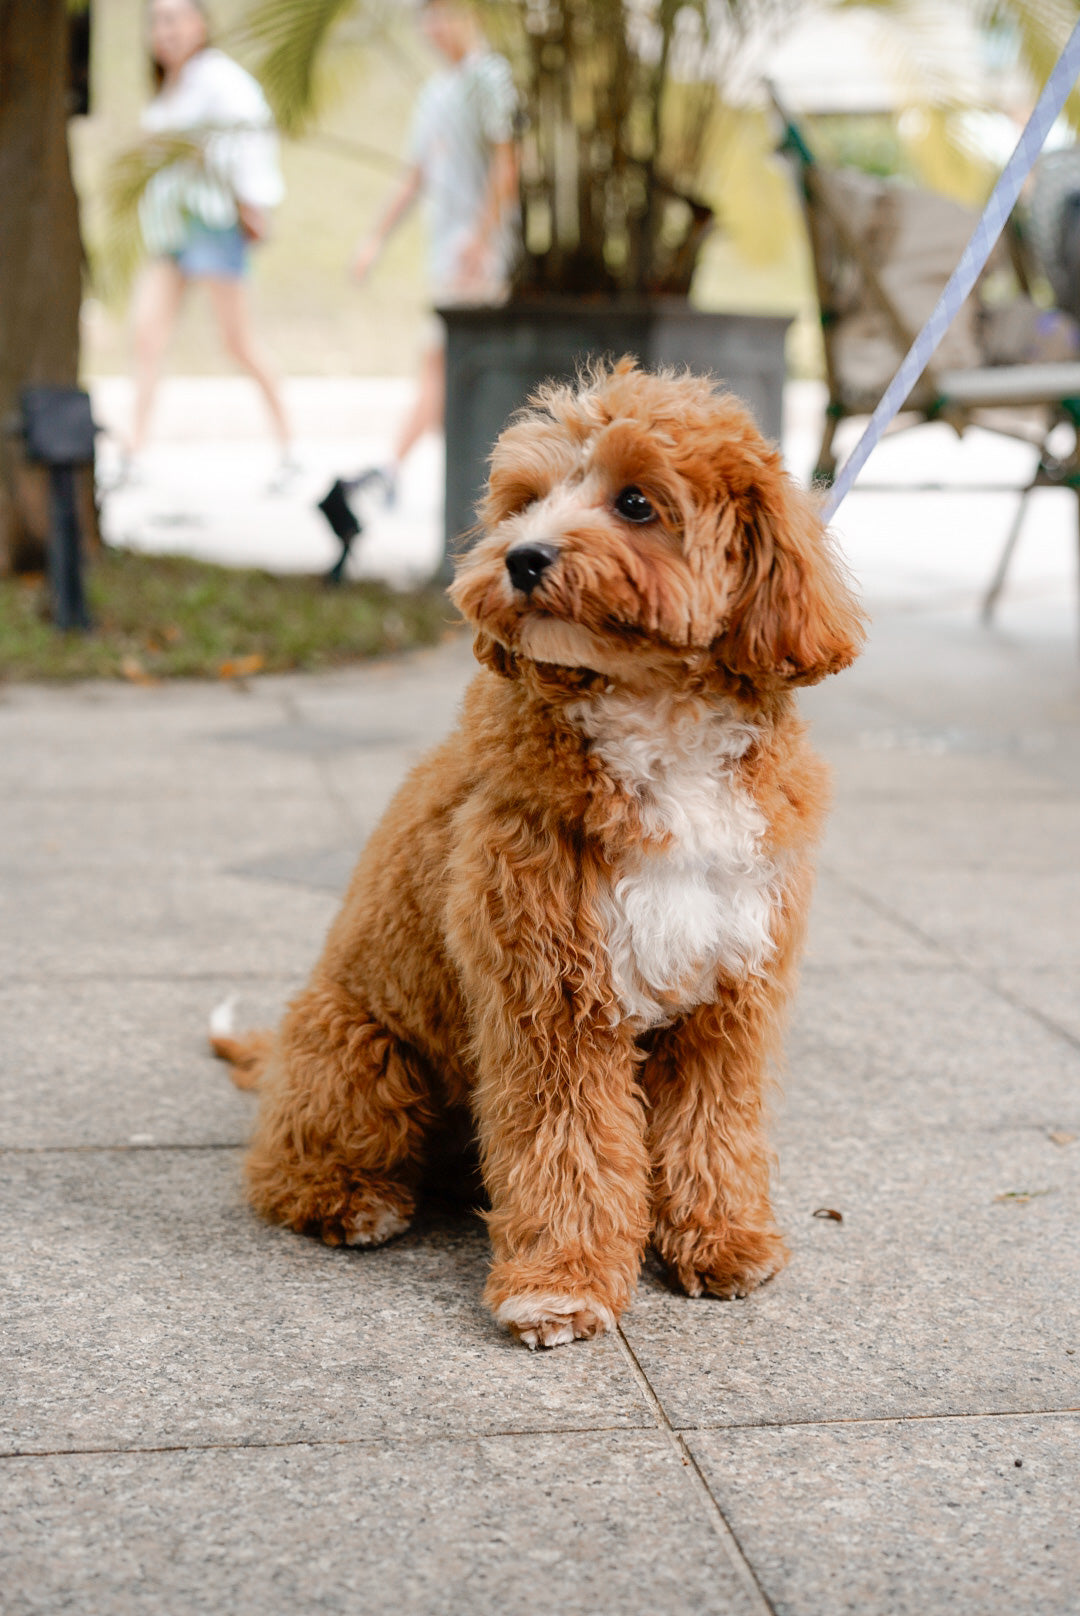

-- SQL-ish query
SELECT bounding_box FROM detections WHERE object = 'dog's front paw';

[494,1292,616,1350]
[657,1223,788,1300]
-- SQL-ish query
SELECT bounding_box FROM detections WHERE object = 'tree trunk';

[0,0,95,575]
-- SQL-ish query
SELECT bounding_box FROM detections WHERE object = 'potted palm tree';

[434,0,803,548]
[233,0,797,553]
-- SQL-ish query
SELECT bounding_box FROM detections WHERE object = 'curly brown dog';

[213,361,864,1348]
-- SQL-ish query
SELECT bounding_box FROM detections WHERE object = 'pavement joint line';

[821,860,1080,1056]
[277,688,366,844]
[970,973,1080,1058]
[0,1423,658,1466]
[615,1325,777,1616]
[0,1141,244,1156]
[800,958,985,974]
[0,793,354,803]
[817,860,961,963]
[671,1404,1080,1434]
[0,972,303,984]
[830,789,1077,802]
[4,1408,1078,1469]
[4,1115,1067,1159]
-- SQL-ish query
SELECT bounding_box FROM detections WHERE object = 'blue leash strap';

[820,18,1080,524]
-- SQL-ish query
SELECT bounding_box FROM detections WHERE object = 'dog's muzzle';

[505,542,559,596]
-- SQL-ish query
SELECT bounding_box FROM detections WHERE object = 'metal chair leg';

[1075,485,1080,655]
[982,478,1035,624]
[813,409,841,487]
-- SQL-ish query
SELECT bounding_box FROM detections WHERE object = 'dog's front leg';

[644,991,789,1300]
[447,833,650,1349]
[478,1014,649,1349]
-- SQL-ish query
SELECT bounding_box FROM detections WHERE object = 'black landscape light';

[18,385,97,631]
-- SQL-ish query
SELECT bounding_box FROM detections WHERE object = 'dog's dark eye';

[613,486,656,524]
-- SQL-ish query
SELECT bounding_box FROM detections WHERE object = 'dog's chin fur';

[220,361,865,1350]
[515,617,651,683]
[517,617,612,672]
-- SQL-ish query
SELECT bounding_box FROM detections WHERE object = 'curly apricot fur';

[215,362,864,1347]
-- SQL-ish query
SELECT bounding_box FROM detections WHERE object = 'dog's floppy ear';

[471,630,518,679]
[716,477,865,687]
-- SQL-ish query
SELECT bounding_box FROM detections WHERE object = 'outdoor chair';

[771,89,1080,625]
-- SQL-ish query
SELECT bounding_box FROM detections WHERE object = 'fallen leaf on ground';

[120,655,159,686]
[1049,1130,1077,1147]
[218,654,265,680]
[812,1207,844,1223]
[994,1189,1053,1205]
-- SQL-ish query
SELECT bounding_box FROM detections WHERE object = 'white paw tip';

[496,1293,615,1348]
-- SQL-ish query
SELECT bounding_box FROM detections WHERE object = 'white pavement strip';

[92,376,1076,627]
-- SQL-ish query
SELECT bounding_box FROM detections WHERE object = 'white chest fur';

[570,688,780,1030]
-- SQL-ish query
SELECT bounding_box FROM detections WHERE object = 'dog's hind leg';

[243,977,434,1248]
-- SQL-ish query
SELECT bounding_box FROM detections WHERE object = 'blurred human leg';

[204,276,292,456]
[392,341,445,470]
[130,257,186,457]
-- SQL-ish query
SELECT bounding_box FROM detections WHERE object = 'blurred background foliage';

[74,0,1080,381]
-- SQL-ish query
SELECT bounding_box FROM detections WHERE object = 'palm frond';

[989,0,1080,131]
[232,0,392,137]
[839,0,1080,130]
[90,134,204,308]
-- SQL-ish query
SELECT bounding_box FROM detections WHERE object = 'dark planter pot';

[438,298,790,575]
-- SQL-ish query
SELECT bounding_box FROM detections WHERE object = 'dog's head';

[450,361,864,697]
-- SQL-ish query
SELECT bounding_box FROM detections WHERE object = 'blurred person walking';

[124,0,295,487]
[316,0,518,577]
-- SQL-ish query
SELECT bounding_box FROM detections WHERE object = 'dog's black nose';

[505,543,559,595]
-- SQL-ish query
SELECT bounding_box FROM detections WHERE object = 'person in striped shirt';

[316,0,519,574]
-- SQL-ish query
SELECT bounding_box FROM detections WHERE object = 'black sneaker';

[317,478,361,542]
[317,479,362,585]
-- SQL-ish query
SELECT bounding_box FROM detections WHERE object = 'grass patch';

[0,548,458,682]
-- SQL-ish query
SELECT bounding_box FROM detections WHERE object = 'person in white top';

[127,0,293,483]
[316,0,518,571]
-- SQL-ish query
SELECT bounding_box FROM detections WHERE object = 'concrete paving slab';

[0,794,350,873]
[801,870,940,968]
[0,704,330,799]
[622,1126,1080,1430]
[811,607,1080,729]
[785,964,1080,1138]
[0,978,295,1151]
[0,1150,648,1455]
[1004,967,1080,1047]
[688,1414,1080,1616]
[285,636,475,732]
[0,868,337,980]
[848,866,1080,968]
[822,792,1080,872]
[815,741,1070,801]
[0,1430,762,1616]
[228,844,357,894]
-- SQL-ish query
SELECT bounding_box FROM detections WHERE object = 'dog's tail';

[209,996,274,1091]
